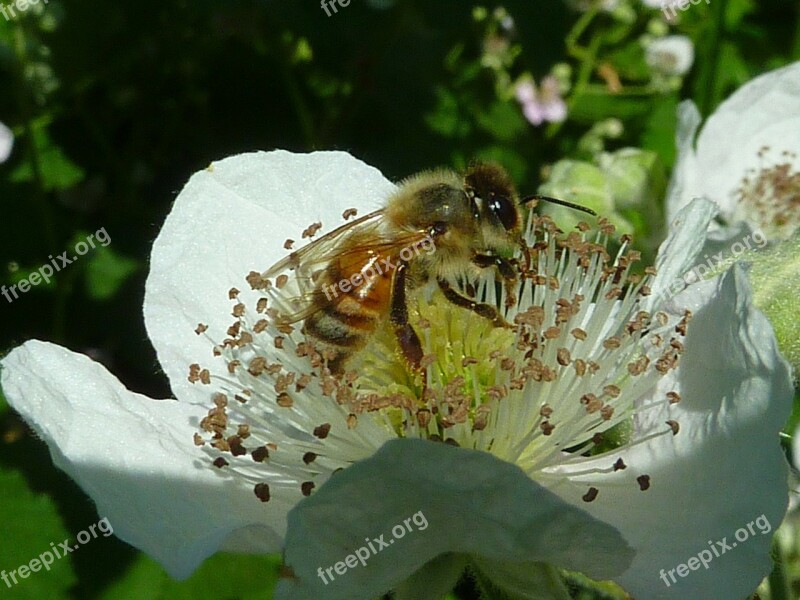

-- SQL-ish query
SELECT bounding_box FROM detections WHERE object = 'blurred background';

[0,0,798,598]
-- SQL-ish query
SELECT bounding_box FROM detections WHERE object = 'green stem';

[767,535,790,600]
[547,31,602,140]
[566,6,600,61]
[694,0,728,115]
[792,2,800,60]
[12,25,57,255]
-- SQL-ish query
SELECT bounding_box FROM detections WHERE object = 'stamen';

[192,210,688,506]
[735,147,800,240]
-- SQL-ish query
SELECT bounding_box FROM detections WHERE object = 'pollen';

[734,147,800,240]
[191,209,689,508]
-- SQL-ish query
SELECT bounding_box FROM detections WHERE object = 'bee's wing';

[263,209,388,323]
[263,212,435,324]
[262,209,386,279]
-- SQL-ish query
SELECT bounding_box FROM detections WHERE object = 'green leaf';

[9,124,84,192]
[474,100,526,142]
[568,91,651,123]
[84,247,139,301]
[561,570,630,599]
[425,86,470,138]
[0,469,76,600]
[606,41,650,82]
[724,0,756,29]
[97,552,282,600]
[641,94,679,169]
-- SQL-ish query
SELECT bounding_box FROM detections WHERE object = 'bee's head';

[464,162,521,253]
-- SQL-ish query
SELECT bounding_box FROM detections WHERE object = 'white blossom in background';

[666,61,800,242]
[0,151,793,600]
[0,121,14,163]
[646,35,695,76]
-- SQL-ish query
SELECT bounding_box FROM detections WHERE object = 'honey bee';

[262,161,594,374]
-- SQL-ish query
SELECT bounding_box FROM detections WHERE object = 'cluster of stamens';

[734,146,800,240]
[190,210,691,505]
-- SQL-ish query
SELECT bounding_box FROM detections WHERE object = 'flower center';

[734,147,800,240]
[191,212,688,504]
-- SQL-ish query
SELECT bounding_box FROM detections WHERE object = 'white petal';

[393,554,469,600]
[668,62,800,222]
[646,197,718,308]
[275,439,633,600]
[0,121,13,163]
[546,265,793,599]
[664,101,701,222]
[143,150,396,407]
[646,36,695,76]
[0,341,287,579]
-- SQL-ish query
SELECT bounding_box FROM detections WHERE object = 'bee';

[262,161,594,375]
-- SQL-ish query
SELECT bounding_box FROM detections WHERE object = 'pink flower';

[514,76,567,126]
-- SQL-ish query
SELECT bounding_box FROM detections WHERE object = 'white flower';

[0,121,13,163]
[1,151,793,600]
[646,35,695,76]
[666,61,800,241]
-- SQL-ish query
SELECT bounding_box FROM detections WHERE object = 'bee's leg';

[472,253,517,281]
[437,278,511,328]
[390,261,425,371]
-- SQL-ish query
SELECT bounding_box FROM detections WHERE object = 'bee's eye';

[430,221,447,237]
[488,195,517,230]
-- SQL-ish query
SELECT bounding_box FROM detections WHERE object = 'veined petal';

[545,265,793,599]
[0,341,286,579]
[276,439,633,600]
[647,197,717,307]
[143,151,396,408]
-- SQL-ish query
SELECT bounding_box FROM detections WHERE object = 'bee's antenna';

[520,194,597,216]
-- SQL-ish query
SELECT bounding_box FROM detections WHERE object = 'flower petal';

[664,100,701,222]
[667,62,800,222]
[143,150,396,407]
[647,197,718,307]
[471,559,571,600]
[0,120,13,163]
[392,554,469,600]
[546,265,793,599]
[0,340,287,579]
[646,35,695,76]
[276,438,633,600]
